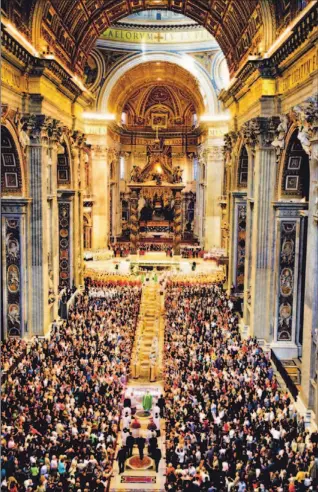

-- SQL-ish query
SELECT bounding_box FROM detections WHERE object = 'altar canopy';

[128,141,184,253]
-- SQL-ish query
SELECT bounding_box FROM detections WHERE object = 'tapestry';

[4,217,22,336]
[277,221,296,341]
[236,204,246,292]
[58,202,71,288]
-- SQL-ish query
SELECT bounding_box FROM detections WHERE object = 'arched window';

[1,126,23,194]
[57,143,71,185]
[237,145,248,188]
[281,130,309,200]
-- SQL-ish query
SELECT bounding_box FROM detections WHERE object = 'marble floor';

[109,284,166,491]
[109,382,166,491]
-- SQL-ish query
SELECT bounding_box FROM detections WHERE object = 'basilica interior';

[1,1,318,490]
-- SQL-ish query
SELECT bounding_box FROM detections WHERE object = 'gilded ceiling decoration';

[2,1,309,78]
[108,61,204,120]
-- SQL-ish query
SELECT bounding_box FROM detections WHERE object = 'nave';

[1,274,318,491]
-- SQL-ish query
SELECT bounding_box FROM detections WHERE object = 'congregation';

[164,282,318,491]
[1,280,141,491]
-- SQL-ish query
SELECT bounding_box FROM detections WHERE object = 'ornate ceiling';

[1,0,309,77]
[107,61,205,122]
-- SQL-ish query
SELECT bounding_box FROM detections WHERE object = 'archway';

[98,52,218,116]
[1,125,25,339]
[28,0,273,76]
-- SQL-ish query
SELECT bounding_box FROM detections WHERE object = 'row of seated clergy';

[140,204,174,221]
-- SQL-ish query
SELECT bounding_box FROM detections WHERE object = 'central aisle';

[110,282,166,491]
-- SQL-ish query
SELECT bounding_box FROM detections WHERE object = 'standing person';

[126,433,135,458]
[142,390,153,413]
[117,447,126,474]
[158,394,166,418]
[153,447,162,473]
[137,436,146,461]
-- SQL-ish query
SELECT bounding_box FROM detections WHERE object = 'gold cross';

[154,32,165,43]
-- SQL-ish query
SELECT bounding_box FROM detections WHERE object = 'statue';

[172,166,183,183]
[48,270,56,304]
[272,115,288,150]
[130,165,142,182]
[297,125,311,155]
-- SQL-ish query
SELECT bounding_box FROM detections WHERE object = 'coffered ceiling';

[1,0,309,77]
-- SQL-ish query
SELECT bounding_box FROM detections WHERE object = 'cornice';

[111,23,202,32]
[220,3,318,105]
[1,26,94,105]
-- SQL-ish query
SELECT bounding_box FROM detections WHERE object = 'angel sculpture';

[130,165,142,182]
[172,166,183,183]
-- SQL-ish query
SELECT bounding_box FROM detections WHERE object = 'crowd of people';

[1,337,27,376]
[164,282,318,491]
[1,280,141,491]
[181,247,202,259]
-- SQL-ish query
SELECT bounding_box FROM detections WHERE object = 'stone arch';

[1,122,25,196]
[97,52,218,116]
[259,0,276,53]
[278,125,310,201]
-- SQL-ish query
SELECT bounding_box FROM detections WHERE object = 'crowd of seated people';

[181,247,202,259]
[164,281,318,491]
[112,244,130,258]
[1,279,141,491]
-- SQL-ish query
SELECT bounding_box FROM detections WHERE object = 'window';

[193,157,198,181]
[120,156,125,180]
[121,112,127,125]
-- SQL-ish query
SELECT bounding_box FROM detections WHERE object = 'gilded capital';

[241,117,280,151]
[21,114,60,146]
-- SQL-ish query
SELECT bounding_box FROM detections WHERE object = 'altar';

[127,140,185,254]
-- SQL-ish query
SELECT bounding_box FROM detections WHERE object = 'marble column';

[204,146,224,249]
[130,189,139,254]
[91,145,109,249]
[24,115,55,335]
[294,99,318,417]
[241,117,279,341]
[195,152,206,244]
[1,200,29,337]
[173,190,182,255]
[71,132,85,287]
[47,132,61,322]
[271,205,307,358]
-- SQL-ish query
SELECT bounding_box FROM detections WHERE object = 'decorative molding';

[241,117,280,152]
[271,115,289,162]
[292,95,318,159]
